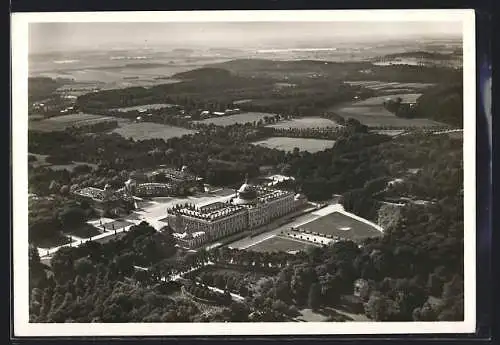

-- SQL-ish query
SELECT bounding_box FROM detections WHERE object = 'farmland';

[345,80,434,92]
[253,137,336,153]
[195,112,275,126]
[353,93,422,106]
[111,122,196,141]
[267,117,340,130]
[112,103,177,112]
[331,92,447,128]
[28,113,126,132]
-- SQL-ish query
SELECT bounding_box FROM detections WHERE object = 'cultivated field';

[267,117,340,130]
[333,109,445,128]
[246,235,317,253]
[345,80,434,91]
[112,103,177,112]
[331,92,447,128]
[111,122,196,141]
[297,211,383,242]
[253,137,336,153]
[195,112,275,126]
[354,94,422,106]
[29,113,126,132]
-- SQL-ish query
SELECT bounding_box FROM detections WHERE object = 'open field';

[267,117,340,130]
[246,235,317,253]
[333,110,446,128]
[331,96,447,128]
[253,137,336,153]
[354,93,422,106]
[371,129,406,136]
[345,80,434,91]
[195,112,275,126]
[297,211,383,242]
[29,113,126,132]
[112,103,177,112]
[111,122,196,141]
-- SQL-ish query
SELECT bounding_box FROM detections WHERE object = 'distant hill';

[172,67,233,80]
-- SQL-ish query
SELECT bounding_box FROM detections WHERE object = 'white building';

[167,178,307,248]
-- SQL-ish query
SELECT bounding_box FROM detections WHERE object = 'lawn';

[246,235,317,253]
[297,211,383,242]
[68,224,102,239]
[267,117,340,129]
[29,113,124,132]
[253,137,336,153]
[111,122,196,141]
[102,219,135,231]
[32,234,71,249]
[195,112,275,126]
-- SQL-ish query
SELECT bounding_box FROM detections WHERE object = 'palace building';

[73,184,135,217]
[167,178,308,249]
[124,166,203,197]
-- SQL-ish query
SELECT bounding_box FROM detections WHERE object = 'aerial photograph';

[26,18,465,325]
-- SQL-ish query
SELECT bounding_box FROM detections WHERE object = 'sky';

[29,21,463,53]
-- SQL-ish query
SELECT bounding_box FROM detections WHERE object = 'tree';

[74,257,94,277]
[364,293,400,321]
[308,283,322,311]
[58,207,87,231]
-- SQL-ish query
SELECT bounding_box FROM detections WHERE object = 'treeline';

[382,84,463,127]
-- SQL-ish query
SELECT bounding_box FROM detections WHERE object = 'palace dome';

[294,193,307,201]
[232,178,258,204]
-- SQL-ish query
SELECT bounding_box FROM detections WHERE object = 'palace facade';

[167,179,308,249]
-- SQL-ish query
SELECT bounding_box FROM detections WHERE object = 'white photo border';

[12,9,476,337]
